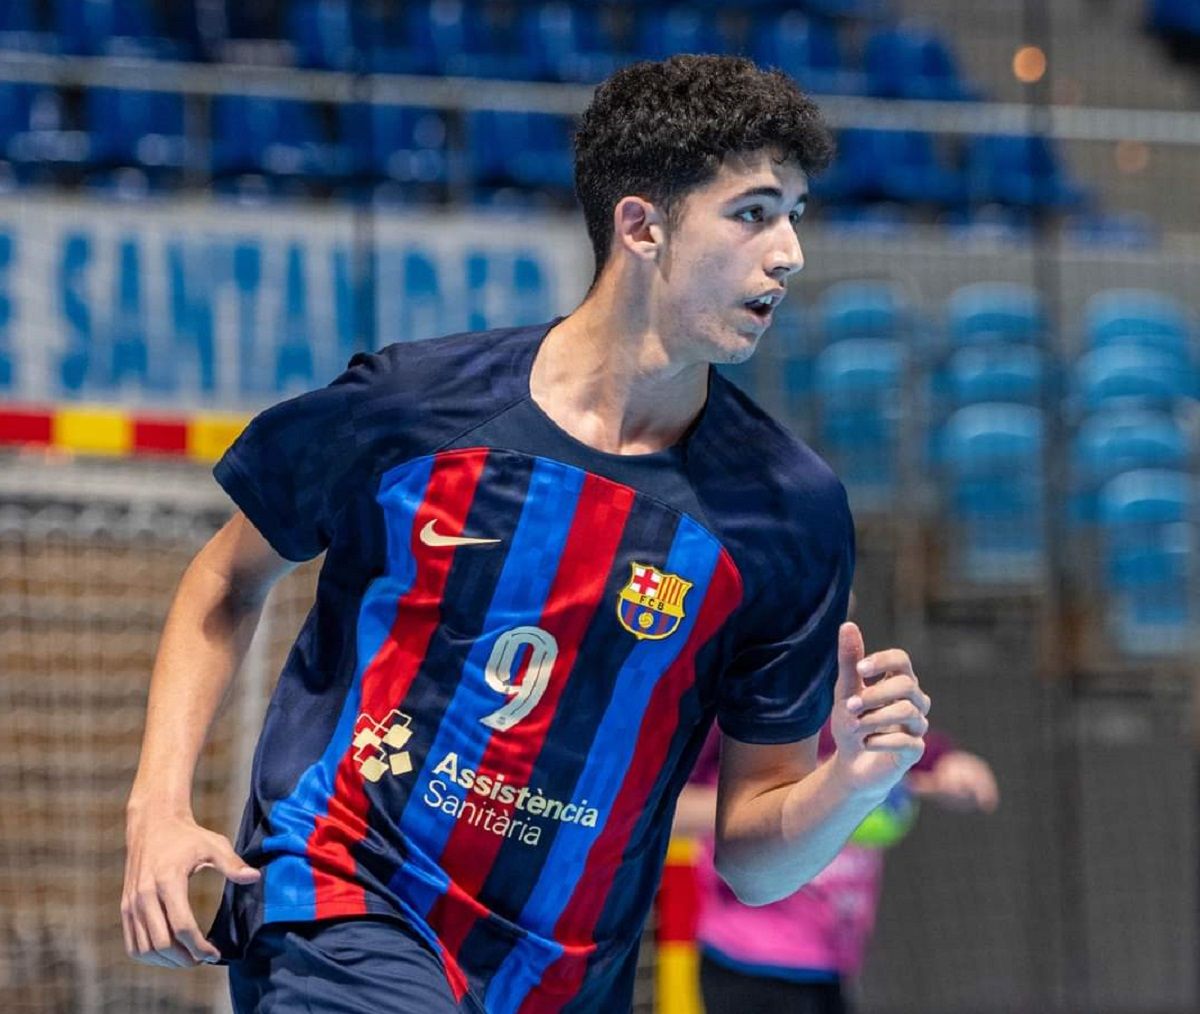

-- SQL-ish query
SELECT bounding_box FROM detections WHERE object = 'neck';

[530,276,709,455]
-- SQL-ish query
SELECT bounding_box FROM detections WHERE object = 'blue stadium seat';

[212,97,342,180]
[1084,288,1190,358]
[520,2,624,83]
[751,12,866,96]
[944,344,1045,406]
[1149,0,1200,37]
[55,0,192,59]
[1071,408,1189,523]
[812,128,963,206]
[865,24,979,101]
[85,89,187,172]
[1098,468,1196,654]
[0,0,57,53]
[946,282,1044,345]
[467,111,574,192]
[340,104,449,185]
[966,134,1087,210]
[814,338,905,501]
[939,403,1045,581]
[1074,346,1191,412]
[288,0,359,71]
[633,6,729,61]
[411,0,537,80]
[818,280,909,342]
[2,85,88,174]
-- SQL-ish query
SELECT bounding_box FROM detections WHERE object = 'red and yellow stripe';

[656,835,703,1014]
[0,403,250,463]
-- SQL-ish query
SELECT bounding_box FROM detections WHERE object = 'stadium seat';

[288,0,359,71]
[212,96,342,181]
[865,24,980,101]
[1098,468,1196,654]
[812,128,964,207]
[943,344,1046,406]
[1074,346,1191,412]
[945,282,1044,345]
[467,111,575,193]
[410,0,537,80]
[85,89,187,173]
[965,134,1087,210]
[751,12,867,96]
[633,6,729,61]
[938,403,1045,581]
[340,104,449,186]
[0,0,57,53]
[1071,408,1189,522]
[55,0,192,59]
[520,2,625,83]
[818,280,909,342]
[1083,288,1190,359]
[814,338,905,501]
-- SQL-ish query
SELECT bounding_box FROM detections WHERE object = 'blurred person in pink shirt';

[675,721,998,1014]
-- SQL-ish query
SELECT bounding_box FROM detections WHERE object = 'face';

[656,150,808,365]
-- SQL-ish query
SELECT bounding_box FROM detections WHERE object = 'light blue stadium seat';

[1071,408,1189,523]
[946,282,1044,345]
[865,24,979,101]
[751,12,866,96]
[819,280,909,341]
[1074,346,1190,412]
[944,344,1045,406]
[814,338,905,503]
[1098,468,1196,654]
[966,133,1087,210]
[85,89,186,171]
[1084,288,1190,361]
[939,403,1045,581]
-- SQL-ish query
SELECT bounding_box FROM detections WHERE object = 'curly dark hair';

[573,54,835,280]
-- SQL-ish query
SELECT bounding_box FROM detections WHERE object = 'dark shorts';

[700,953,849,1014]
[228,916,486,1014]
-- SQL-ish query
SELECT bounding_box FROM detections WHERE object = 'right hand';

[122,810,261,968]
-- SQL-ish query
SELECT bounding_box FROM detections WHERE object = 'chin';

[719,335,760,365]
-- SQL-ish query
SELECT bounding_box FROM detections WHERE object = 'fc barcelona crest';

[617,562,693,640]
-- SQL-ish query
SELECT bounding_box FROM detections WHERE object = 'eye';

[789,208,804,226]
[736,206,765,224]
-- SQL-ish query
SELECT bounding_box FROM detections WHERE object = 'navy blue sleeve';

[716,486,855,745]
[213,352,390,561]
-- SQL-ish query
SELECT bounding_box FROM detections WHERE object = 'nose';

[766,219,804,281]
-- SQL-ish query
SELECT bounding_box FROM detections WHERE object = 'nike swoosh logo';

[418,519,502,548]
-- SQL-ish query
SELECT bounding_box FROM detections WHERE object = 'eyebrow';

[728,186,809,209]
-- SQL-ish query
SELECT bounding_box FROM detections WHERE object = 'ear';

[612,196,666,263]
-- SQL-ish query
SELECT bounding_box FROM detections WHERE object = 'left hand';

[829,622,931,799]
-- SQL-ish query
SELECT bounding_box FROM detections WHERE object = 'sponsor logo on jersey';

[352,709,414,782]
[616,562,693,640]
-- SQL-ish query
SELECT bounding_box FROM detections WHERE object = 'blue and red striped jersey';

[209,321,854,1012]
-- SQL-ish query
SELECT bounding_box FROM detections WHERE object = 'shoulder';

[687,372,853,615]
[696,372,852,540]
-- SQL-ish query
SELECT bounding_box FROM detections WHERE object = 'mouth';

[741,290,785,324]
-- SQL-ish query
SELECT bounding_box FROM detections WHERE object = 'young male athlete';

[122,55,931,1013]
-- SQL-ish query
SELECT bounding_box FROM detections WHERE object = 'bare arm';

[122,511,294,968]
[713,622,930,906]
